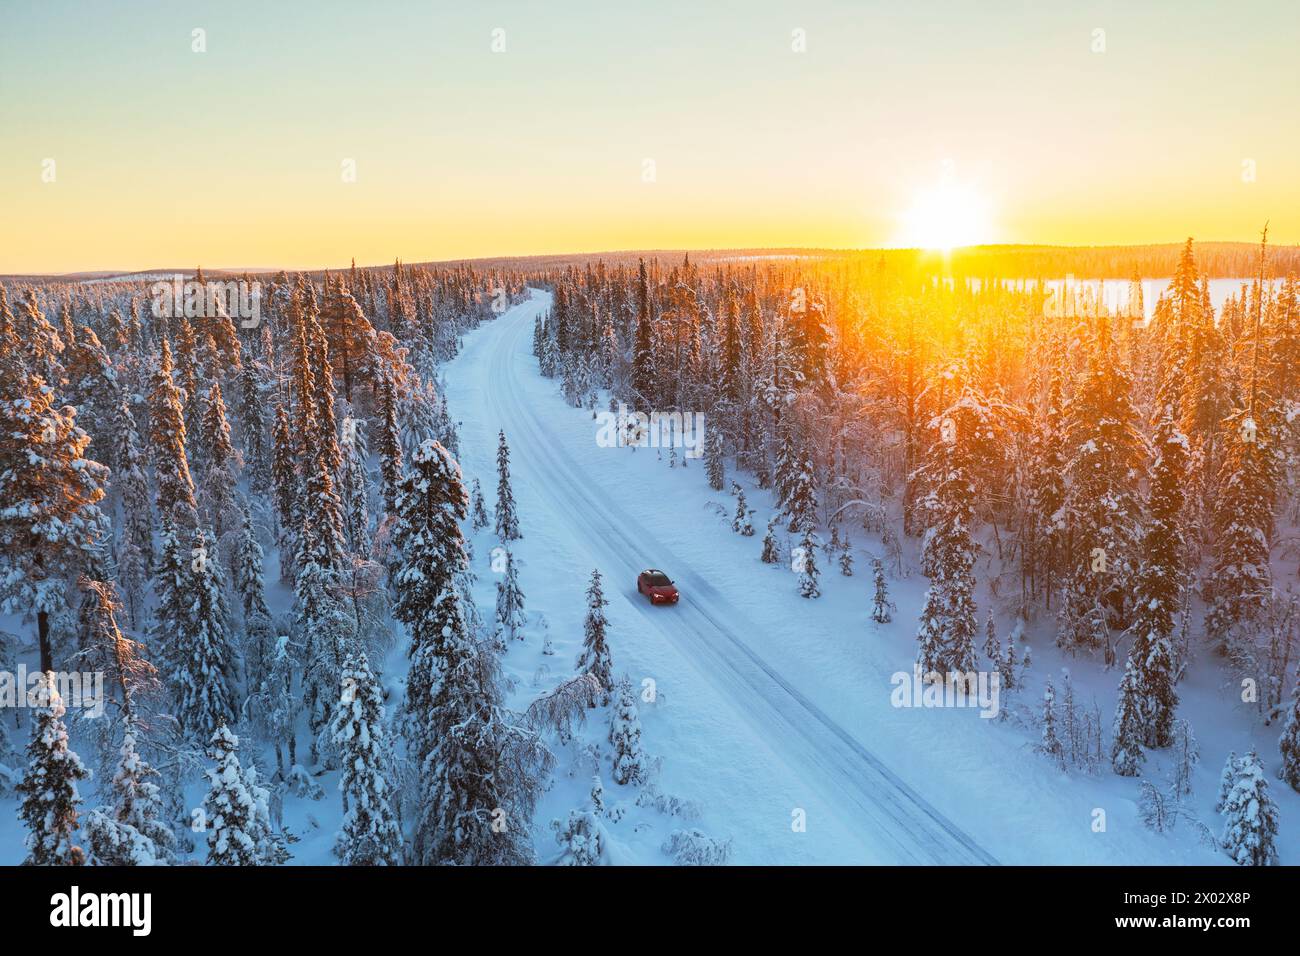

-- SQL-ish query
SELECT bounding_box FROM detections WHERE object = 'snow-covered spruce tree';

[84,714,175,865]
[112,410,152,632]
[0,349,110,672]
[609,676,647,786]
[1216,751,1239,813]
[494,548,526,643]
[470,477,490,531]
[231,502,274,689]
[630,259,655,406]
[396,440,548,865]
[270,402,297,579]
[914,393,991,675]
[1204,406,1281,656]
[760,515,781,564]
[295,399,352,757]
[1038,678,1065,770]
[983,609,1001,666]
[203,724,264,866]
[784,449,818,534]
[1126,380,1188,749]
[235,357,269,494]
[339,412,370,555]
[1027,339,1068,604]
[200,379,240,539]
[577,569,613,704]
[870,558,893,624]
[376,364,403,517]
[147,338,199,529]
[705,424,726,491]
[838,539,853,576]
[1110,660,1146,777]
[174,528,239,740]
[1057,314,1145,655]
[1279,673,1300,792]
[797,527,820,599]
[494,429,521,541]
[331,650,402,865]
[1219,748,1280,866]
[1169,718,1199,798]
[17,674,90,865]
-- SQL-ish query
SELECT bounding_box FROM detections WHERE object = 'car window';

[647,573,671,586]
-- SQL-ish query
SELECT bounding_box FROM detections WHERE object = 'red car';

[637,569,679,605]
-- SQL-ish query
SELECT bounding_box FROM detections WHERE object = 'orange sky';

[2,1,1297,273]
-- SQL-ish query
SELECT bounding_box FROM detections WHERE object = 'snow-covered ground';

[440,289,1293,864]
[2,287,1294,866]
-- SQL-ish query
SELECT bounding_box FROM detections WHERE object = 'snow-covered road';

[451,289,997,864]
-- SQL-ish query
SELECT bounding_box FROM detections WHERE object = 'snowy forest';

[1,239,1298,866]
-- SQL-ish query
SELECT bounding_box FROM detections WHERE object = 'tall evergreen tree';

[577,569,613,704]
[1219,748,1279,866]
[0,349,109,671]
[147,339,198,528]
[17,675,89,865]
[331,650,402,865]
[494,430,521,541]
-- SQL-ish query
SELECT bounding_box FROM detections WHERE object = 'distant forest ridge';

[7,240,1298,284]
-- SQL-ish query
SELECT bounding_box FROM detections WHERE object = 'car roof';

[642,568,663,575]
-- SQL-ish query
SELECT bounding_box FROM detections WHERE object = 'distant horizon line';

[4,238,1293,280]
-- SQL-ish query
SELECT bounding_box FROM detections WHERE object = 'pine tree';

[1058,314,1146,655]
[174,528,239,740]
[203,725,263,866]
[147,339,198,528]
[838,539,853,576]
[797,527,820,598]
[1216,751,1239,813]
[495,548,526,643]
[494,430,521,541]
[760,515,781,564]
[631,260,655,406]
[235,358,269,493]
[377,365,403,517]
[1111,660,1146,776]
[470,477,490,530]
[870,558,893,624]
[331,650,402,865]
[1039,678,1065,770]
[111,393,152,627]
[1219,748,1280,866]
[17,674,89,865]
[1204,407,1281,654]
[705,424,726,491]
[339,413,370,555]
[84,714,175,865]
[983,609,1001,665]
[1126,382,1188,748]
[577,569,613,704]
[1279,674,1300,792]
[232,504,274,688]
[200,380,239,538]
[609,676,647,786]
[394,441,544,864]
[914,394,988,675]
[0,349,110,672]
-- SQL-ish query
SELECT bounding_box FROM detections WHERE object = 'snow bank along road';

[463,290,997,865]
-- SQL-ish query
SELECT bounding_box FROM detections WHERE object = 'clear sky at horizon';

[2,0,1298,272]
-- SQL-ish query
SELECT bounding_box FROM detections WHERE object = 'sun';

[899,177,993,251]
